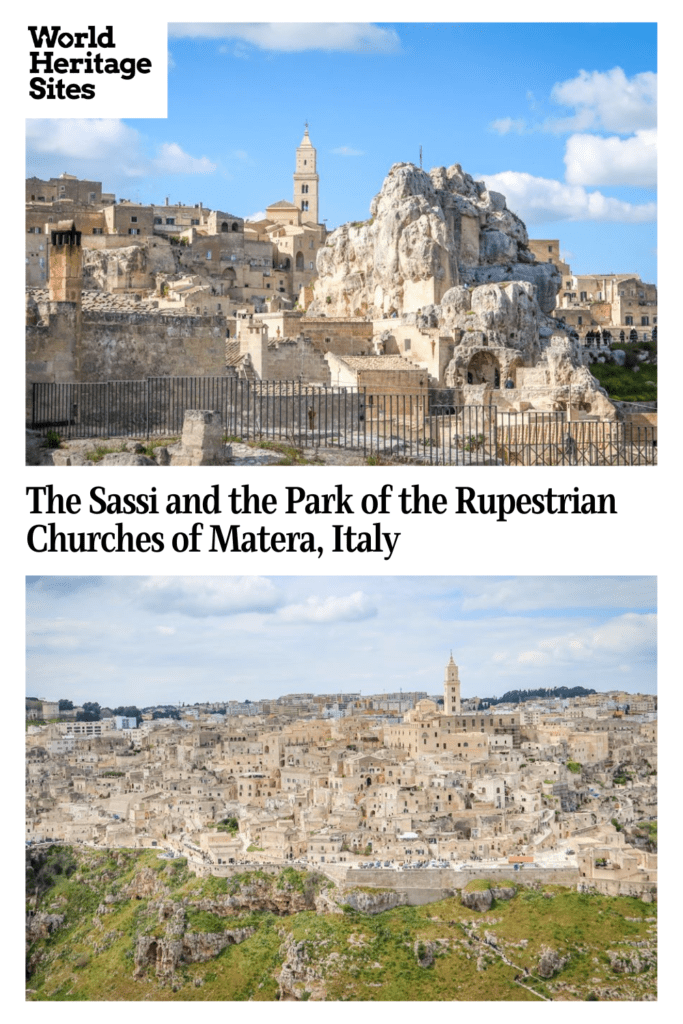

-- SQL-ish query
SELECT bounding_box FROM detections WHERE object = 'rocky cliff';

[309,161,560,319]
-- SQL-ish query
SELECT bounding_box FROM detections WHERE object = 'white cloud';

[156,626,176,636]
[26,119,216,179]
[27,118,140,162]
[332,146,364,156]
[245,211,266,222]
[169,23,401,53]
[481,170,656,224]
[517,650,549,665]
[489,118,527,136]
[151,142,216,175]
[278,591,377,624]
[549,67,657,134]
[515,613,655,668]
[135,577,282,617]
[460,577,655,612]
[564,129,657,187]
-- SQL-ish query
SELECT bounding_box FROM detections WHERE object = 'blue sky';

[26,576,657,707]
[26,22,657,283]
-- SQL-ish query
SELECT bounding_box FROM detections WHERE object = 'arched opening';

[221,222,229,233]
[295,251,304,271]
[467,351,501,388]
[232,222,239,232]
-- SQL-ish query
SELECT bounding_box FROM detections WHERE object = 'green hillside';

[26,846,656,1001]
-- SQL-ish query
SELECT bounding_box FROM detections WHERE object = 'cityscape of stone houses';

[27,129,656,431]
[26,654,657,900]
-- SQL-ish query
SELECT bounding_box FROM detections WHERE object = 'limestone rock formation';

[309,161,559,319]
[340,889,409,914]
[134,927,254,982]
[26,912,65,942]
[461,889,493,912]
[83,240,177,293]
[537,945,569,978]
[308,159,614,418]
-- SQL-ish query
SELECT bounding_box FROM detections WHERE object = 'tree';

[58,699,74,711]
[81,702,101,719]
[76,710,100,722]
[113,706,142,724]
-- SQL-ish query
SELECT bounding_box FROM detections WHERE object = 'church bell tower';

[444,652,461,715]
[293,124,319,223]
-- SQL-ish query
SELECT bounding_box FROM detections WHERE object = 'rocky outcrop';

[83,240,177,293]
[537,945,569,978]
[26,912,65,942]
[276,932,328,1001]
[121,868,170,900]
[461,889,493,912]
[340,889,409,915]
[309,161,559,319]
[460,885,517,912]
[134,928,254,982]
[307,158,614,418]
[490,887,517,901]
[133,903,254,982]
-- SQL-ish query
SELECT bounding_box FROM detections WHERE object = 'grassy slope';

[589,361,657,402]
[26,848,656,1002]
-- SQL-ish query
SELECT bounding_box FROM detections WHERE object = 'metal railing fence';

[30,377,657,466]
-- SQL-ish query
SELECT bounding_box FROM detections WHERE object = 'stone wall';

[266,338,332,383]
[344,864,580,904]
[27,311,228,385]
[299,318,374,355]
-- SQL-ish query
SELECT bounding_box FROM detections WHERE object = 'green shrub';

[43,429,62,449]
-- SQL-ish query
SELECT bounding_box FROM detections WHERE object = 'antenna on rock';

[419,145,423,169]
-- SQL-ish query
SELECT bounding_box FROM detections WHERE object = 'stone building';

[444,652,461,715]
[528,238,657,342]
[25,129,327,312]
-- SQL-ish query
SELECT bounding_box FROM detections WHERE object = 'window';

[548,245,553,252]
[302,201,309,211]
[641,316,649,326]
[302,184,309,194]
[625,315,633,325]
[128,228,140,235]
[92,228,103,235]
[206,251,212,260]
[580,291,587,301]
[191,218,199,226]
[309,261,314,270]
[166,217,175,225]
[131,216,138,223]
[404,339,411,351]
[577,316,582,325]
[154,217,162,225]
[89,192,96,202]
